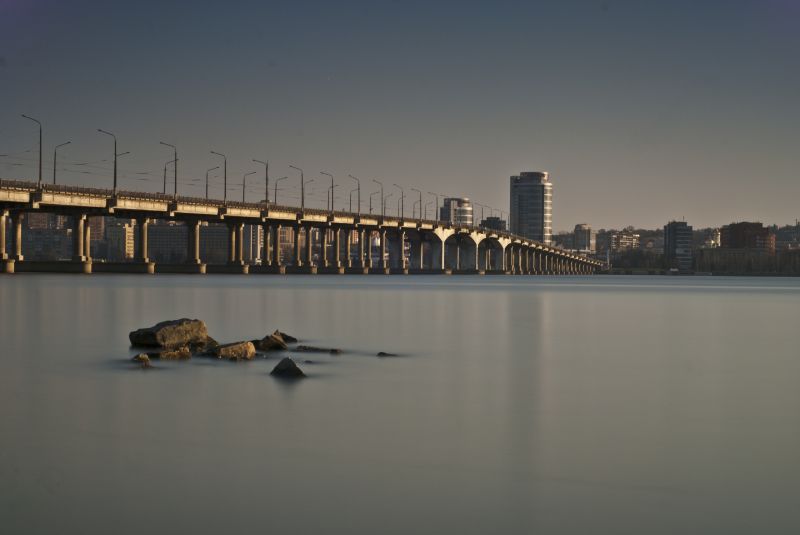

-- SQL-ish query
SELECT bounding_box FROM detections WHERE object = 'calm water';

[1,275,798,534]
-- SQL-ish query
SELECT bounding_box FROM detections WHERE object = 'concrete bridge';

[0,179,602,275]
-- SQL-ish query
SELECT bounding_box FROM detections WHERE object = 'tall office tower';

[664,220,694,272]
[510,171,552,244]
[440,198,474,226]
[574,223,595,252]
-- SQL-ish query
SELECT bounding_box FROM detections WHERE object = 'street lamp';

[348,174,361,215]
[369,190,379,214]
[21,114,42,186]
[288,165,306,210]
[349,187,358,212]
[160,142,177,198]
[205,166,219,199]
[274,176,288,204]
[383,192,393,218]
[163,158,178,194]
[243,171,256,203]
[424,200,433,220]
[253,159,269,204]
[320,171,334,212]
[393,183,404,219]
[53,141,71,185]
[428,192,440,221]
[411,188,422,220]
[210,151,227,202]
[372,179,384,218]
[97,129,119,192]
[412,199,420,219]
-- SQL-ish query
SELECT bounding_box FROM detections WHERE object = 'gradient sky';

[1,0,799,230]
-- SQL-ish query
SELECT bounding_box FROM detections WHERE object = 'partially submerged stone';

[189,336,219,355]
[376,351,398,357]
[132,353,152,369]
[129,319,209,349]
[147,346,191,360]
[255,331,288,351]
[215,341,256,361]
[270,357,306,378]
[295,345,342,355]
[277,331,298,343]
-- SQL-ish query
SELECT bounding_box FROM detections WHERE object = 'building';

[440,198,473,226]
[480,216,506,232]
[509,171,552,244]
[664,221,693,272]
[720,222,775,253]
[573,223,595,253]
[148,221,188,263]
[200,223,229,265]
[106,222,135,261]
[609,230,640,252]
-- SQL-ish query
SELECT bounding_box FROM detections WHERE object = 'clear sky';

[1,0,798,230]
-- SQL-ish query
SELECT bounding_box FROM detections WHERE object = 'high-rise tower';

[509,171,552,244]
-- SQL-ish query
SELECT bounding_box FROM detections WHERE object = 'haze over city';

[2,0,799,230]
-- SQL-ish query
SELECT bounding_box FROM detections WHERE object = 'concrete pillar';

[321,228,329,267]
[380,229,387,269]
[263,224,272,266]
[436,237,445,270]
[335,228,342,267]
[399,230,406,269]
[73,214,86,262]
[474,242,480,271]
[419,239,425,269]
[305,227,313,266]
[13,212,23,261]
[273,224,282,266]
[236,223,244,264]
[0,210,7,260]
[367,230,374,268]
[228,223,237,263]
[189,220,202,264]
[359,229,366,268]
[83,219,91,260]
[455,239,461,270]
[344,229,351,267]
[137,217,149,263]
[293,226,302,266]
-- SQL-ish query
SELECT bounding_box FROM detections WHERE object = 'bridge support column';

[188,220,202,264]
[263,224,272,266]
[359,229,367,268]
[455,239,461,271]
[344,229,350,267]
[73,214,86,262]
[399,230,407,271]
[83,218,91,261]
[228,223,237,264]
[236,223,244,264]
[335,228,342,267]
[305,226,313,266]
[379,229,388,271]
[12,212,23,262]
[321,228,329,267]
[136,217,150,263]
[273,224,282,266]
[293,226,302,266]
[0,210,7,261]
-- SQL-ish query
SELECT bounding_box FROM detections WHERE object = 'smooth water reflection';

[1,275,799,534]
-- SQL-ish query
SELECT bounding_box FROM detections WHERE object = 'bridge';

[0,179,602,275]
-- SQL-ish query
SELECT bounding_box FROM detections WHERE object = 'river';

[1,275,798,534]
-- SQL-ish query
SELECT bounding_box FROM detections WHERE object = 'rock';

[189,336,219,355]
[270,357,306,378]
[147,346,191,360]
[376,352,398,357]
[132,353,152,368]
[295,345,342,354]
[255,331,288,351]
[215,341,256,361]
[277,331,298,343]
[129,319,209,349]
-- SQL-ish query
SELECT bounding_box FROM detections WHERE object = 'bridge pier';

[379,229,389,273]
[0,209,7,262]
[273,224,282,267]
[334,227,342,268]
[263,224,272,266]
[73,214,86,262]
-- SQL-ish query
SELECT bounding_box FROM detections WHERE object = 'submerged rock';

[277,331,298,343]
[189,336,219,355]
[132,353,153,369]
[270,357,306,378]
[215,341,256,361]
[147,346,191,360]
[295,345,342,355]
[129,319,209,349]
[255,331,288,351]
[376,352,398,357]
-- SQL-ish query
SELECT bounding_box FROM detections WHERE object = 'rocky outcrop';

[270,357,306,378]
[215,341,256,361]
[132,354,153,369]
[147,346,191,360]
[277,331,298,343]
[129,319,209,349]
[295,345,342,354]
[254,331,288,351]
[189,336,219,355]
[376,352,398,357]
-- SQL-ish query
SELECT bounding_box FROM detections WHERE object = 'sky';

[1,0,799,231]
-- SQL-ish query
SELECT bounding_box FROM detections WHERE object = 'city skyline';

[2,1,800,230]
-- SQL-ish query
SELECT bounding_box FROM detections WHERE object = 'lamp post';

[412,199,420,219]
[320,171,334,212]
[424,200,433,220]
[392,183,404,219]
[274,176,287,205]
[21,114,42,186]
[253,159,269,204]
[160,142,177,198]
[98,129,120,193]
[349,187,358,212]
[205,166,219,200]
[53,141,71,185]
[348,174,361,215]
[411,188,422,220]
[369,190,379,214]
[383,192,393,218]
[163,158,177,194]
[288,165,305,210]
[210,151,227,202]
[243,171,256,203]
[428,192,440,221]
[372,179,384,218]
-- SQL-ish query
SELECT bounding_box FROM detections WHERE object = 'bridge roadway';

[0,179,602,275]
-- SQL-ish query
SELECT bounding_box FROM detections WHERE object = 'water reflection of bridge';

[0,179,601,275]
